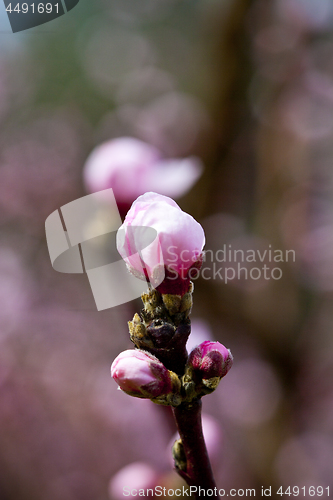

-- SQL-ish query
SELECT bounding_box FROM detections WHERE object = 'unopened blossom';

[188,341,233,380]
[116,192,205,295]
[83,137,203,212]
[111,349,172,399]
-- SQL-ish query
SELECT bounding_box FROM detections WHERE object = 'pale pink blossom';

[83,137,203,206]
[188,341,233,379]
[116,192,205,295]
[109,462,159,500]
[111,349,171,398]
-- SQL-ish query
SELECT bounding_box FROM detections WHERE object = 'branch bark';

[172,399,220,499]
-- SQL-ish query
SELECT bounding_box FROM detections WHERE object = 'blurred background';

[1,0,333,498]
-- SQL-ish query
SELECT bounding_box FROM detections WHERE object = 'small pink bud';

[116,192,205,295]
[111,349,171,398]
[188,341,233,379]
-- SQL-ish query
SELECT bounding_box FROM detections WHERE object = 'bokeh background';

[1,0,333,499]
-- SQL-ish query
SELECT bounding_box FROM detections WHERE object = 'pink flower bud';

[111,349,171,398]
[83,137,202,209]
[188,341,233,379]
[116,192,205,295]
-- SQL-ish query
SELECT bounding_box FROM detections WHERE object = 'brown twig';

[129,287,220,497]
[172,399,220,499]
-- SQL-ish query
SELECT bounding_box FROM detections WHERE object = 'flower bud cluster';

[111,288,233,407]
[112,193,232,406]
